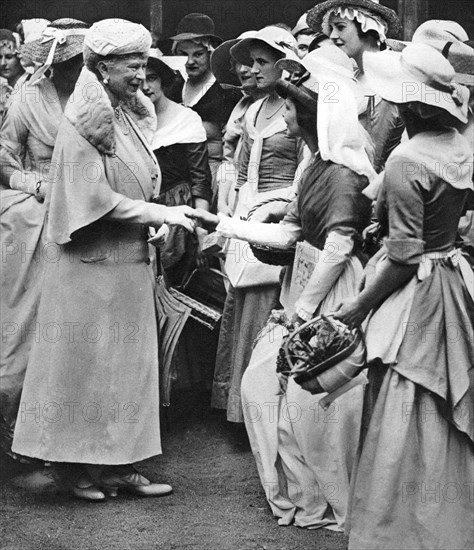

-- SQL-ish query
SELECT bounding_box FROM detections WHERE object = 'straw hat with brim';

[385,38,407,52]
[147,49,177,86]
[275,79,319,113]
[413,20,469,44]
[170,13,222,47]
[20,18,88,65]
[307,0,401,39]
[363,44,469,123]
[386,39,474,86]
[275,45,356,109]
[211,31,258,87]
[277,45,356,82]
[230,26,299,68]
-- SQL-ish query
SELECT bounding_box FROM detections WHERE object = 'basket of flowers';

[277,314,366,394]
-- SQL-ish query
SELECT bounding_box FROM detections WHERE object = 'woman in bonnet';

[335,44,474,549]
[11,19,196,501]
[212,27,309,425]
[194,46,374,529]
[308,0,404,173]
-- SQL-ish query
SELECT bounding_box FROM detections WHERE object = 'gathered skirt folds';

[0,191,46,441]
[11,229,162,464]
[241,256,365,530]
[212,283,281,423]
[347,255,474,550]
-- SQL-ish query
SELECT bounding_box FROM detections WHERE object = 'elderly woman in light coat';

[12,19,196,502]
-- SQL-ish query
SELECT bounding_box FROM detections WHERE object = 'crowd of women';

[0,1,473,549]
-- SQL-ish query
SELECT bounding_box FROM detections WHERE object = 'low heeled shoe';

[100,471,173,498]
[71,478,106,502]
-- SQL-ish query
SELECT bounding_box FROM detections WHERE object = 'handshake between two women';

[147,206,220,247]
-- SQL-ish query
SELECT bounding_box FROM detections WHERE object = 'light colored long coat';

[12,68,163,464]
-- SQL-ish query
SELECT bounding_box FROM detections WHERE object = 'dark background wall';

[160,0,398,39]
[1,1,473,42]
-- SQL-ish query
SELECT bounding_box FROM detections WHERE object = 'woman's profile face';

[103,53,148,101]
[283,98,300,136]
[233,61,257,91]
[249,44,281,92]
[328,15,364,59]
[0,42,23,85]
[142,67,163,105]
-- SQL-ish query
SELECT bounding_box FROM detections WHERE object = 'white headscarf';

[85,19,151,56]
[296,48,377,183]
[314,74,376,183]
[322,6,388,42]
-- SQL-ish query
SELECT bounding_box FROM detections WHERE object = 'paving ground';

[1,390,347,550]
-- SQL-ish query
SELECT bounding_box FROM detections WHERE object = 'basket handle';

[244,197,292,222]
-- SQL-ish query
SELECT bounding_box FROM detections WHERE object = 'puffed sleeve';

[383,154,425,264]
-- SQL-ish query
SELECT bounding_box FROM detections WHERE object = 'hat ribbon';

[275,40,296,53]
[441,41,453,58]
[401,56,465,108]
[30,27,87,85]
[425,78,465,107]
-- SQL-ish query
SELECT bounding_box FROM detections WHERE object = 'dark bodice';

[285,154,372,250]
[152,141,211,202]
[191,81,240,127]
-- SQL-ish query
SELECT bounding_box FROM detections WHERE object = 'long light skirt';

[347,366,474,550]
[241,256,365,529]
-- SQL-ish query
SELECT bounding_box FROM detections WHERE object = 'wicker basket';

[283,315,366,394]
[246,197,296,266]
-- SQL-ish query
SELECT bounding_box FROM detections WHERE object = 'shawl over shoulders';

[46,67,158,245]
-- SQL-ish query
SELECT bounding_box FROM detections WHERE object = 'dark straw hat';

[307,0,401,39]
[170,13,222,47]
[275,79,319,113]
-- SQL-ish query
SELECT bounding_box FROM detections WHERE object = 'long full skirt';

[212,283,281,422]
[347,255,474,549]
[241,256,365,530]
